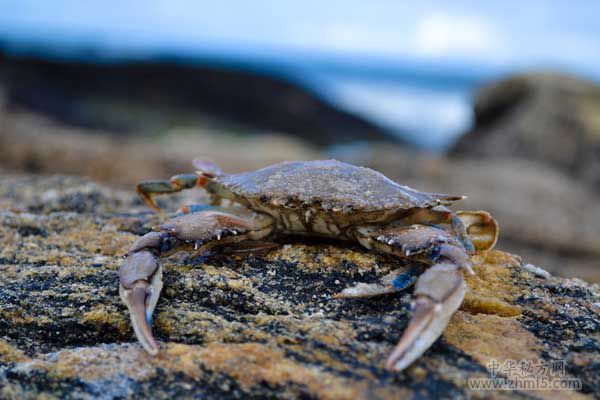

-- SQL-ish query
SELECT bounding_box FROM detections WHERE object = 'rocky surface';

[452,73,600,189]
[0,174,598,399]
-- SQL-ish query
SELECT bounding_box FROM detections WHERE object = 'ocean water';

[305,74,474,149]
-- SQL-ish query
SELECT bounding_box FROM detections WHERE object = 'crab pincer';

[344,223,481,371]
[119,251,163,355]
[386,263,467,371]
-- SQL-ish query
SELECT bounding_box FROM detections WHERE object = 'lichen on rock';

[0,174,598,399]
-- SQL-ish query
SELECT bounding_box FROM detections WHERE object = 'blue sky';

[1,0,599,77]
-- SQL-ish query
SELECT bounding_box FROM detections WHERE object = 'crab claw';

[386,262,466,372]
[119,251,163,355]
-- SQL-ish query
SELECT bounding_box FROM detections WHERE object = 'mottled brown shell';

[215,160,463,213]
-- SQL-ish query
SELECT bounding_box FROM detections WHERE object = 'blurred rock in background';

[0,55,395,146]
[453,73,600,189]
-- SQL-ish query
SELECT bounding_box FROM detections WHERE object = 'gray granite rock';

[452,73,600,190]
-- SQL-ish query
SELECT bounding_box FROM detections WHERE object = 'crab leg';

[137,160,224,211]
[137,173,202,211]
[456,210,499,251]
[119,210,274,354]
[400,206,475,252]
[217,241,281,255]
[333,265,424,298]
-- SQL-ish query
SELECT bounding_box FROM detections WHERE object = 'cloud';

[412,13,505,60]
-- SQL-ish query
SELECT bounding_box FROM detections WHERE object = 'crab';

[119,159,498,371]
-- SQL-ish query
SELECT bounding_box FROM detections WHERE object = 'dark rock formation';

[0,174,598,399]
[0,53,397,146]
[452,73,600,189]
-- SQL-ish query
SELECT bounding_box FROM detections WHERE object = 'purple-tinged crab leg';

[119,251,163,355]
[386,262,466,371]
[333,265,424,298]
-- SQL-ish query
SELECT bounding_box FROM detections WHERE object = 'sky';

[1,1,599,148]
[1,0,599,76]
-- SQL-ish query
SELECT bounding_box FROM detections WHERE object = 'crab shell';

[206,160,464,230]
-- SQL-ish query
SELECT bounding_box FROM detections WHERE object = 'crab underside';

[119,160,499,372]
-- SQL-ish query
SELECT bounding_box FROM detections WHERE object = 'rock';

[1,174,598,399]
[452,73,600,189]
[0,54,398,146]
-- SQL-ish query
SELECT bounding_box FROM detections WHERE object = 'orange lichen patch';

[311,330,350,348]
[96,232,135,256]
[257,313,357,340]
[462,294,521,317]
[196,343,323,388]
[66,291,98,304]
[462,250,522,316]
[287,342,355,373]
[443,313,593,400]
[0,308,34,325]
[0,339,30,363]
[63,231,123,256]
[200,264,251,283]
[444,312,541,365]
[153,305,250,342]
[286,341,382,379]
[82,305,129,333]
[23,344,157,382]
[1,386,60,400]
[179,342,407,400]
[42,218,134,258]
